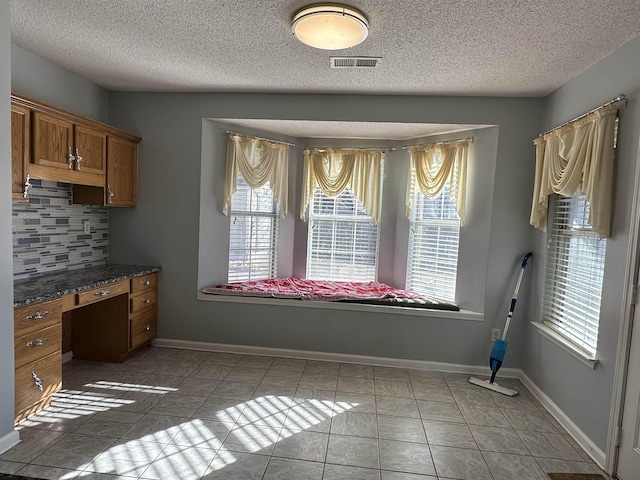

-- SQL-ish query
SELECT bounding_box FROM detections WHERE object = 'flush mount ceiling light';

[292,4,369,50]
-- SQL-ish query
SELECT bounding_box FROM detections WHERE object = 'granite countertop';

[14,264,161,308]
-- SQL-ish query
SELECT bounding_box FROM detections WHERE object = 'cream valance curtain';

[223,134,289,217]
[300,148,383,223]
[406,141,469,225]
[529,105,618,237]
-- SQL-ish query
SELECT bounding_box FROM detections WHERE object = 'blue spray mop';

[468,252,532,396]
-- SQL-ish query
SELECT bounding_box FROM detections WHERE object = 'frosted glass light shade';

[292,5,369,50]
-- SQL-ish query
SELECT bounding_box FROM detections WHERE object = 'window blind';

[228,176,278,282]
[406,180,460,301]
[306,188,379,281]
[543,194,606,356]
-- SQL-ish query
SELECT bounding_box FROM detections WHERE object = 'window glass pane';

[407,181,460,302]
[543,195,605,355]
[228,176,278,282]
[306,188,379,281]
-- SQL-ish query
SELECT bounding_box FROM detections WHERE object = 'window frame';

[405,168,461,303]
[541,193,607,358]
[305,187,381,282]
[227,176,279,282]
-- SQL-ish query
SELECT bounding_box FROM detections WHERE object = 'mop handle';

[501,253,532,340]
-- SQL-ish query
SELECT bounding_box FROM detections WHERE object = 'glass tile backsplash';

[12,179,108,279]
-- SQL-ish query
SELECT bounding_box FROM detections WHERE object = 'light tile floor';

[0,347,610,480]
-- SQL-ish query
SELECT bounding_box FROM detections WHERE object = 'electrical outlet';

[83,220,90,234]
[491,329,501,342]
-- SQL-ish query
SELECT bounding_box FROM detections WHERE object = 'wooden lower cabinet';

[131,308,158,350]
[14,298,63,424]
[129,274,158,350]
[15,351,62,416]
[69,272,158,362]
[15,323,62,369]
[14,273,158,423]
[130,289,157,316]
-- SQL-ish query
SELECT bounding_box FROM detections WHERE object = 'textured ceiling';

[10,0,640,96]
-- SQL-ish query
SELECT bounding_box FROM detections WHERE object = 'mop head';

[468,376,519,397]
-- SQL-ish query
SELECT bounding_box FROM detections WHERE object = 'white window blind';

[306,187,379,281]
[406,179,460,302]
[228,175,279,282]
[543,194,606,356]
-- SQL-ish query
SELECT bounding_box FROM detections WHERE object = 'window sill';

[196,292,484,321]
[530,321,598,369]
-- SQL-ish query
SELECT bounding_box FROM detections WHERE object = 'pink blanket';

[202,277,422,301]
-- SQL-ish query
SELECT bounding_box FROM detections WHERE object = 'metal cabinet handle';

[141,298,151,304]
[68,146,75,169]
[141,280,151,286]
[107,184,115,204]
[95,290,110,296]
[32,371,43,391]
[26,337,48,347]
[75,148,83,170]
[143,324,151,331]
[26,310,49,320]
[23,174,32,199]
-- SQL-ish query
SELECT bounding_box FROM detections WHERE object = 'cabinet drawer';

[130,309,157,350]
[15,323,62,369]
[130,289,157,315]
[14,299,62,337]
[15,351,62,415]
[76,280,129,307]
[130,273,157,294]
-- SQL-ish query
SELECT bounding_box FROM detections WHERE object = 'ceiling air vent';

[330,57,381,69]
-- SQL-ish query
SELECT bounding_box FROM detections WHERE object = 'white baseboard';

[0,429,20,455]
[151,337,521,378]
[519,371,606,469]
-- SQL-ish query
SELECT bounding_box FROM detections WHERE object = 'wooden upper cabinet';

[33,112,73,171]
[106,136,138,206]
[11,104,30,202]
[12,93,141,201]
[75,125,106,175]
[33,112,106,177]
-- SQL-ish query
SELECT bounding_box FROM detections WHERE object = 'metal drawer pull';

[68,146,75,169]
[23,174,32,199]
[141,298,151,304]
[32,371,43,391]
[94,290,110,296]
[143,324,151,331]
[75,148,83,170]
[26,337,48,347]
[141,280,151,286]
[26,310,49,320]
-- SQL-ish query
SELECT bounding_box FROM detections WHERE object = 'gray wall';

[523,35,640,450]
[1,1,16,442]
[11,44,109,123]
[11,29,639,456]
[107,92,542,367]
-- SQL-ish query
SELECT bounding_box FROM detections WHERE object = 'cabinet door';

[107,136,138,206]
[33,112,73,170]
[75,124,106,175]
[11,104,30,202]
